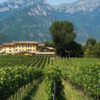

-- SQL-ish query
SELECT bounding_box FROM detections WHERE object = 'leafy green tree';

[92,43,100,58]
[44,41,49,47]
[86,38,96,46]
[39,46,44,52]
[49,40,55,47]
[84,49,91,57]
[69,41,83,57]
[49,20,76,57]
[82,38,96,57]
[82,45,86,51]
[98,40,100,45]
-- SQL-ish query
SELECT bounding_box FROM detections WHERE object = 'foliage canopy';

[49,21,76,57]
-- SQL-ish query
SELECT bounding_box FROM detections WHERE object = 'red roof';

[20,51,54,55]
[3,43,15,46]
[0,45,2,48]
[38,44,45,47]
[14,41,38,44]
[45,47,54,50]
[36,52,55,55]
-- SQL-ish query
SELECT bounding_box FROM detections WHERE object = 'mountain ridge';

[0,3,61,43]
[0,2,90,44]
[0,0,99,44]
[54,0,100,42]
[0,0,54,21]
[55,0,100,14]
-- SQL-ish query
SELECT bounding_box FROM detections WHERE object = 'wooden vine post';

[53,76,56,100]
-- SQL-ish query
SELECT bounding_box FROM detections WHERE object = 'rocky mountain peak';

[0,0,49,12]
[28,3,52,16]
[57,0,100,14]
[39,0,48,4]
[5,0,48,4]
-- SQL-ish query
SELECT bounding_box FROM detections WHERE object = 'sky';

[0,0,78,5]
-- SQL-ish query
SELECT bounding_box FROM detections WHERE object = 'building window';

[28,46,29,48]
[26,49,27,51]
[4,47,6,49]
[22,49,24,51]
[30,49,32,51]
[33,49,35,51]
[19,49,21,52]
[19,46,21,48]
[0,49,1,51]
[30,46,32,48]
[13,50,15,52]
[10,47,11,49]
[16,49,18,51]
[9,50,11,52]
[22,46,24,48]
[33,46,35,47]
[13,47,15,49]
[16,46,17,48]
[26,46,27,48]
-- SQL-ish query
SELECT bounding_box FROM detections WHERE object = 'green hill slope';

[53,3,70,10]
[0,3,61,43]
[0,32,12,45]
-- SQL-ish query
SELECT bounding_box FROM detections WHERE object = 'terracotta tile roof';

[14,41,38,44]
[19,51,37,54]
[20,51,54,55]
[38,44,45,46]
[36,52,55,55]
[45,47,54,50]
[3,43,15,46]
[0,45,2,48]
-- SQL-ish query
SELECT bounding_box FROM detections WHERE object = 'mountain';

[0,0,54,22]
[54,0,100,42]
[53,3,71,10]
[0,3,61,43]
[0,32,12,45]
[0,0,96,44]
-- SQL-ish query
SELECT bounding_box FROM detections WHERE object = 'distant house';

[0,40,54,55]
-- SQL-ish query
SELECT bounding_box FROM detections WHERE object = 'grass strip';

[31,80,48,100]
[62,79,93,100]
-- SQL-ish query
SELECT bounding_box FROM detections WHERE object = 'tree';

[92,43,100,58]
[84,49,91,57]
[86,38,96,46]
[39,46,44,52]
[69,41,83,57]
[49,21,76,57]
[44,41,49,47]
[49,40,54,47]
[98,40,100,45]
[82,45,86,51]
